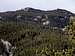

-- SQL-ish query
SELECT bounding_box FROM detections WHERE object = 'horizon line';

[0,7,75,14]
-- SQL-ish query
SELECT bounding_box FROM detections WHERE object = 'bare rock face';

[43,21,50,25]
[0,39,16,56]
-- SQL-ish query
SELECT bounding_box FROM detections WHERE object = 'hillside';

[0,8,75,56]
[0,7,74,28]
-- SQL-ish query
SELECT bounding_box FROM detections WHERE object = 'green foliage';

[0,20,74,56]
[67,16,75,46]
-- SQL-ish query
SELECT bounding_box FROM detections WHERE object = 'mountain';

[47,8,74,16]
[0,7,75,28]
[16,7,44,12]
[0,7,75,56]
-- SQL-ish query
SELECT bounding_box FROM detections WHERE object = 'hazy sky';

[0,0,75,13]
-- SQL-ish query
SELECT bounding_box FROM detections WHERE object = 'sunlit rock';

[34,18,38,21]
[36,16,42,19]
[0,39,16,56]
[17,15,21,19]
[43,21,50,25]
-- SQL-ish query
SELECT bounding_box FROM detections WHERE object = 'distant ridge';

[0,7,74,16]
[0,7,74,28]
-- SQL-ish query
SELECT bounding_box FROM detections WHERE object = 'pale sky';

[0,0,75,13]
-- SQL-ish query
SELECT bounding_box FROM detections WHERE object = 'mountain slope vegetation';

[0,8,75,56]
